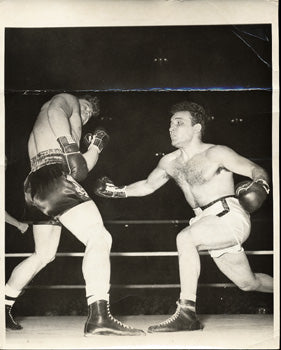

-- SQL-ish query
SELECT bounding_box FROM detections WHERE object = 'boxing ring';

[4,21,278,350]
[4,219,277,349]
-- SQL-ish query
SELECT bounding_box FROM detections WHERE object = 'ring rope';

[104,218,270,224]
[5,250,273,258]
[25,283,236,289]
[22,218,271,225]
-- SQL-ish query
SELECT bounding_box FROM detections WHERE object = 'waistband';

[30,149,65,172]
[193,195,237,217]
[200,195,237,210]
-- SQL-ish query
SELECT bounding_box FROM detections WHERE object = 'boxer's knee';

[86,225,112,251]
[236,278,260,292]
[176,228,194,251]
[33,250,56,269]
[102,228,112,249]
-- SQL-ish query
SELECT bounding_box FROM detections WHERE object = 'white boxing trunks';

[190,195,251,258]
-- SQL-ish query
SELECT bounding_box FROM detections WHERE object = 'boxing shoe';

[147,299,203,333]
[84,300,145,336]
[5,305,22,330]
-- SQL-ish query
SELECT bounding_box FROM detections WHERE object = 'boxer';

[5,93,144,336]
[95,100,272,333]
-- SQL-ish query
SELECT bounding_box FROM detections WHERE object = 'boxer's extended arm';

[94,156,170,198]
[126,165,170,197]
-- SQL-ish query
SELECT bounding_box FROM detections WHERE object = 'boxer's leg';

[213,251,273,293]
[5,224,61,329]
[7,224,61,291]
[176,215,240,302]
[148,222,208,333]
[59,200,145,336]
[59,201,111,303]
[148,213,247,333]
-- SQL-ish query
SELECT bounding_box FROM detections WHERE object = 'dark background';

[5,25,273,316]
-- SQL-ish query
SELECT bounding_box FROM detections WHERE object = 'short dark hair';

[80,94,100,117]
[170,101,207,136]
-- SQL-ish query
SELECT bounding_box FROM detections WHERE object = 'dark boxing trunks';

[24,149,91,225]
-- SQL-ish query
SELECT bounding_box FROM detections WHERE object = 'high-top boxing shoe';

[84,300,145,336]
[148,299,203,333]
[5,305,22,330]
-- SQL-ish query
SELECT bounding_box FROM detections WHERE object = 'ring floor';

[4,314,278,349]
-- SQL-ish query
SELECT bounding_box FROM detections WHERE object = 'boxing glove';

[94,177,127,198]
[83,127,110,153]
[235,179,270,213]
[57,135,88,182]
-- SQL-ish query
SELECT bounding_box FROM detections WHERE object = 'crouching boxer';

[94,101,273,333]
[5,93,144,336]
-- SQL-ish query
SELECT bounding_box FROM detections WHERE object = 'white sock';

[5,284,21,306]
[87,293,109,306]
[180,292,197,303]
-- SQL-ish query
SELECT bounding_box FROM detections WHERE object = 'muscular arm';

[47,94,94,180]
[126,158,170,197]
[209,146,270,183]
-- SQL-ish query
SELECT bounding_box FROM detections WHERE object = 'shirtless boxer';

[95,101,273,333]
[5,93,144,336]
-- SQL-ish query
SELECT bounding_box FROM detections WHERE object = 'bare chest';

[169,154,223,186]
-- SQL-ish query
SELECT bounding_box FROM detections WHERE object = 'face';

[169,111,198,148]
[79,99,94,125]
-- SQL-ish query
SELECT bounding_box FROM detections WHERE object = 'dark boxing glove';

[57,135,88,182]
[94,176,127,198]
[235,179,270,213]
[83,127,110,153]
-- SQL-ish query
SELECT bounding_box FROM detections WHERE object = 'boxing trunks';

[24,149,91,225]
[190,195,251,258]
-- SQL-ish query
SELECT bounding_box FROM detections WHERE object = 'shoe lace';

[8,307,18,326]
[158,301,181,326]
[106,302,133,329]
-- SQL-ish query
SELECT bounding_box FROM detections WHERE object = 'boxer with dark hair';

[95,100,272,333]
[5,93,144,336]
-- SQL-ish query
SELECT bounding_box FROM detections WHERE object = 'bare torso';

[28,94,82,159]
[164,147,235,208]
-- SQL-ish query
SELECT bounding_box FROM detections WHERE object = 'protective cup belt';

[30,149,65,172]
[200,195,236,217]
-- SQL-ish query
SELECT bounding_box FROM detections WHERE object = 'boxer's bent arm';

[208,145,269,182]
[82,148,99,172]
[126,166,170,197]
[251,166,270,184]
[47,95,75,138]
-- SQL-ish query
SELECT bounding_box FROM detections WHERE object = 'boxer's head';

[170,101,207,136]
[79,95,100,125]
[169,101,207,147]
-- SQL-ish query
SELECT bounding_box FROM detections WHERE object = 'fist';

[94,177,127,198]
[83,127,109,153]
[235,180,270,213]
